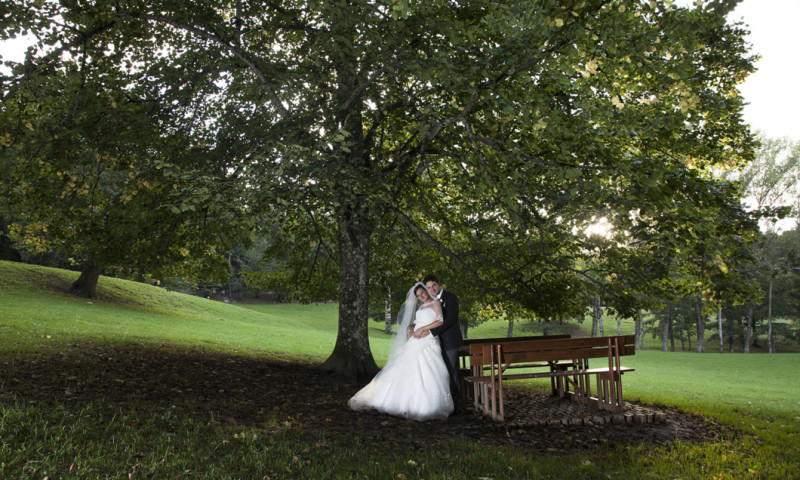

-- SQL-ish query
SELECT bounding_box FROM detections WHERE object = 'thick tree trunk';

[506,319,514,338]
[321,218,379,383]
[70,263,102,298]
[694,297,705,353]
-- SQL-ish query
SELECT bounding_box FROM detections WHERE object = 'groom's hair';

[423,274,440,284]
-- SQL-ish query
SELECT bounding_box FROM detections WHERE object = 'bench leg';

[594,371,623,413]
[550,363,569,398]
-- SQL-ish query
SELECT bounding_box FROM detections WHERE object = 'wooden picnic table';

[461,335,635,421]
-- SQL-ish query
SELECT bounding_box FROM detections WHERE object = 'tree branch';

[391,207,485,290]
[119,12,292,119]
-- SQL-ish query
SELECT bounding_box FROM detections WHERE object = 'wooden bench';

[458,334,571,399]
[464,335,635,421]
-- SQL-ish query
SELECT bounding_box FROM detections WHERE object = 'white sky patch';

[584,217,614,238]
[675,0,800,141]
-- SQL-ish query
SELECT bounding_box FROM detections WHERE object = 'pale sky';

[726,0,800,141]
[2,1,797,141]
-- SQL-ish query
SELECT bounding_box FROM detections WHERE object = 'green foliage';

[0,53,251,290]
[2,1,763,373]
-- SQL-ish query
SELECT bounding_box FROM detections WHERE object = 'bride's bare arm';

[413,320,442,338]
[407,323,416,337]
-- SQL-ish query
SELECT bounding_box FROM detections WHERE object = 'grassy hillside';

[0,260,573,360]
[0,260,339,359]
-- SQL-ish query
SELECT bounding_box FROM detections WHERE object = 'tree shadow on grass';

[0,342,726,452]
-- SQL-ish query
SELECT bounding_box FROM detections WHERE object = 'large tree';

[1,51,251,297]
[3,0,759,380]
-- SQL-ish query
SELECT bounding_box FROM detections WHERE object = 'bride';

[348,282,455,421]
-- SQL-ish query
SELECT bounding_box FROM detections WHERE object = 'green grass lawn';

[2,260,799,479]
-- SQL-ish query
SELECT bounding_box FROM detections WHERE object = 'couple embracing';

[348,275,463,421]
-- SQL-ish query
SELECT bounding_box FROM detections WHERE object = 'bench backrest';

[500,335,634,364]
[469,335,634,367]
[463,334,570,346]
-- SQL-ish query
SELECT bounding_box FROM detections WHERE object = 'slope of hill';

[0,260,346,359]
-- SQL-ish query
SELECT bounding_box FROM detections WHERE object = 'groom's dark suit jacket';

[430,290,463,351]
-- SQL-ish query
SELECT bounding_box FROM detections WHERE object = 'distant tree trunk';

[670,322,675,352]
[599,311,604,337]
[744,302,754,353]
[592,296,603,337]
[616,315,622,335]
[718,307,724,353]
[683,324,692,351]
[694,297,705,353]
[768,277,776,353]
[321,218,379,383]
[70,263,102,298]
[507,318,514,338]
[662,302,671,352]
[384,288,392,334]
[635,306,644,350]
[462,323,469,339]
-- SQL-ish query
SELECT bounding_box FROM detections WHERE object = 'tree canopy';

[2,0,760,380]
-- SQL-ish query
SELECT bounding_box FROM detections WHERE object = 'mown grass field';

[1,260,799,479]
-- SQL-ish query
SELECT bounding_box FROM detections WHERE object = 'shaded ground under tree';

[1,343,730,453]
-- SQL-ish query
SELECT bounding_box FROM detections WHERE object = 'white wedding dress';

[348,302,454,421]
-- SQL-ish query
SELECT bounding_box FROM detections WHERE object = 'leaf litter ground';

[1,343,729,455]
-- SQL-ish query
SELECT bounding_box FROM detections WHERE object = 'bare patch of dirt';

[0,343,729,452]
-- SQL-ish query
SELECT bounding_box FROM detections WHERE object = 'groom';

[420,274,464,405]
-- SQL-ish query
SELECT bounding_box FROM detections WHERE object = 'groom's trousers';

[443,346,460,399]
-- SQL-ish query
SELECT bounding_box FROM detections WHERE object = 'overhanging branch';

[119,12,292,119]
